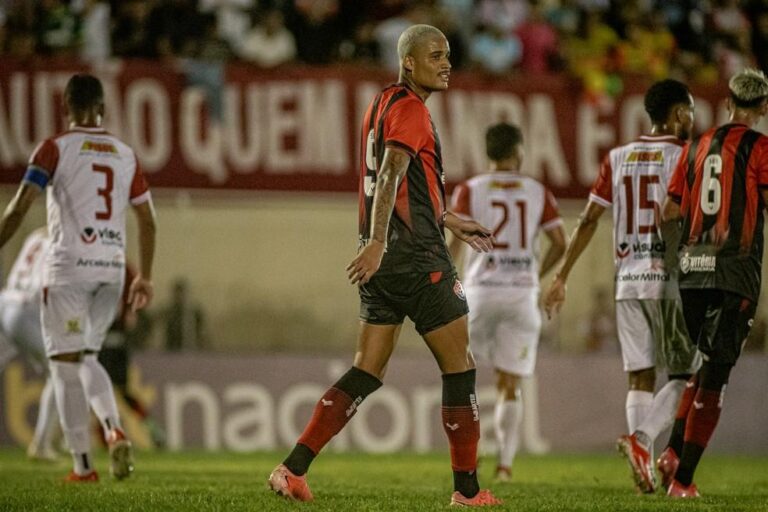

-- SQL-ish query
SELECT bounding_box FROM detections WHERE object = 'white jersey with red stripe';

[589,135,685,300]
[24,127,151,286]
[5,230,50,297]
[451,171,562,290]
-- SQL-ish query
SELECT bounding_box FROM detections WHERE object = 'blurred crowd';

[1,1,767,95]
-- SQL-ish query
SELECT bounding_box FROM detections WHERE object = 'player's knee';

[49,351,84,363]
[628,367,655,391]
[496,371,521,400]
[699,361,733,390]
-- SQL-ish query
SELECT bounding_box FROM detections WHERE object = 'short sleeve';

[451,182,471,218]
[667,144,689,203]
[129,155,151,205]
[23,139,59,189]
[383,98,431,155]
[540,188,563,231]
[588,154,613,207]
[756,136,768,189]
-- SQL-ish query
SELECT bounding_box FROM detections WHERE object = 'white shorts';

[616,299,701,374]
[0,290,46,368]
[466,286,541,376]
[41,282,122,357]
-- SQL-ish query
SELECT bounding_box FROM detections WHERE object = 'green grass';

[0,449,767,511]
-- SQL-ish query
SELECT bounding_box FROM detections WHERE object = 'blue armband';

[22,166,50,190]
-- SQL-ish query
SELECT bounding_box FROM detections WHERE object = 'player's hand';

[448,218,494,253]
[346,240,385,285]
[128,274,154,312]
[543,275,566,319]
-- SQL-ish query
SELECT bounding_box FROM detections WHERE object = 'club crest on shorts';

[453,278,466,300]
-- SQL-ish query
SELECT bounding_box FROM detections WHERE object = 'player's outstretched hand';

[128,274,154,312]
[346,240,385,285]
[543,276,566,319]
[449,218,494,253]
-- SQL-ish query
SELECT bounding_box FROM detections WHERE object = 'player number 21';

[92,163,113,220]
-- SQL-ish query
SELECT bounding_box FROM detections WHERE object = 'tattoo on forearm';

[370,149,409,243]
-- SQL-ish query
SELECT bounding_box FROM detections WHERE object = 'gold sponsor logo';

[627,151,663,163]
[81,141,117,154]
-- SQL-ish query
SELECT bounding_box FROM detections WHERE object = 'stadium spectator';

[36,0,80,57]
[657,68,768,499]
[515,1,561,74]
[374,2,432,73]
[475,0,529,33]
[0,73,157,482]
[469,23,522,75]
[545,79,701,494]
[198,0,255,51]
[238,7,296,67]
[161,278,209,352]
[449,122,566,482]
[111,0,154,59]
[268,24,502,506]
[77,0,110,63]
[287,0,341,65]
[146,0,203,59]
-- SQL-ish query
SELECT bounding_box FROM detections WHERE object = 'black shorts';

[680,288,756,366]
[359,271,469,336]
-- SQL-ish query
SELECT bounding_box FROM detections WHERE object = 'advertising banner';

[0,60,738,198]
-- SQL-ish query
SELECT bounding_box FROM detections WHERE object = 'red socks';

[441,405,480,472]
[297,387,357,454]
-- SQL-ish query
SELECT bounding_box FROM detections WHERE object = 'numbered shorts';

[359,271,469,336]
[615,299,701,374]
[679,289,756,366]
[465,286,541,377]
[0,290,45,367]
[41,282,122,357]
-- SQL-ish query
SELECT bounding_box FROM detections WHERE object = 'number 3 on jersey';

[92,164,113,220]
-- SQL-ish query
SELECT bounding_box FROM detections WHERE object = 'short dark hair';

[64,74,104,112]
[644,79,691,125]
[485,122,523,161]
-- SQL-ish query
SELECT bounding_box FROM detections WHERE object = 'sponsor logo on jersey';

[679,253,716,274]
[66,319,82,334]
[616,272,670,282]
[80,141,117,154]
[80,227,97,244]
[80,227,124,246]
[626,150,663,164]
[616,240,666,260]
[453,278,466,301]
[76,257,125,269]
[490,181,522,190]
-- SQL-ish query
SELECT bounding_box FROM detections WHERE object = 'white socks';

[494,398,523,469]
[79,354,122,433]
[625,390,653,434]
[31,377,59,453]
[49,360,92,474]
[636,379,686,443]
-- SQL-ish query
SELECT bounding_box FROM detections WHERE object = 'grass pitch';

[0,449,766,511]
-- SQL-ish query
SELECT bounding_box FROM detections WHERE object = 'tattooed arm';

[346,146,410,285]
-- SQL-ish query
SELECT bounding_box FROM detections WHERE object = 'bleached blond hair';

[729,68,768,107]
[397,24,445,62]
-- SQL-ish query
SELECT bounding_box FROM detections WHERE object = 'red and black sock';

[441,369,480,498]
[667,373,699,457]
[675,362,731,486]
[283,366,382,476]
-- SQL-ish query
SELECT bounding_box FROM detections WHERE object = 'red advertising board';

[0,60,735,198]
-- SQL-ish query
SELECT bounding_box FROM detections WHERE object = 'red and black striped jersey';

[667,123,768,301]
[358,83,453,275]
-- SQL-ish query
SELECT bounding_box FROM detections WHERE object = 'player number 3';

[92,163,114,220]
